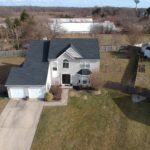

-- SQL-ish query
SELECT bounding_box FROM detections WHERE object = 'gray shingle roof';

[49,38,100,59]
[6,40,50,86]
[6,38,100,86]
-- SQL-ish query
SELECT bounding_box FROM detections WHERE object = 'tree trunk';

[121,46,140,87]
[14,28,20,49]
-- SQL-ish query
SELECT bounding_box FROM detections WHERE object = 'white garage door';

[10,88,26,99]
[28,87,44,99]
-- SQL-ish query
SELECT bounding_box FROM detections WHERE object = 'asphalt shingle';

[6,38,100,86]
[6,40,50,85]
[49,38,100,59]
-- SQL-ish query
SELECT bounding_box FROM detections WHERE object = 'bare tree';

[21,15,52,43]
[90,70,101,91]
[5,17,22,49]
[126,24,143,45]
[122,24,143,87]
[50,19,62,38]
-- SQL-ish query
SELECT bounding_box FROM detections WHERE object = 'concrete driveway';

[0,100,43,150]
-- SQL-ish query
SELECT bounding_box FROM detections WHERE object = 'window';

[52,62,57,71]
[83,80,87,84]
[85,64,90,68]
[53,67,57,71]
[80,62,90,69]
[63,59,69,68]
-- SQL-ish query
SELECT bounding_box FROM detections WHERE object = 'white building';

[49,18,119,33]
[6,38,100,100]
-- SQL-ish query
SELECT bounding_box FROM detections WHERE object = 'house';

[5,38,100,100]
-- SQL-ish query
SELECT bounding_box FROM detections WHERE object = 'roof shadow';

[0,63,20,85]
[42,41,50,62]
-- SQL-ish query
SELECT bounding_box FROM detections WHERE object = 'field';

[31,90,150,150]
[0,57,25,84]
[62,34,150,45]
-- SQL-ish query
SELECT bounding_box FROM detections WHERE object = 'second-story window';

[80,62,90,69]
[53,67,57,71]
[63,59,69,68]
[53,62,57,71]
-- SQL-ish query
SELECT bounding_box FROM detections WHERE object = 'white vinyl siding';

[8,86,46,99]
[9,88,26,99]
[28,87,44,99]
[49,52,100,86]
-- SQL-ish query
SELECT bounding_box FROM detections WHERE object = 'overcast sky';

[0,0,149,8]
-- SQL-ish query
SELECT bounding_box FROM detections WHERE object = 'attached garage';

[7,86,46,99]
[9,87,26,99]
[28,87,45,99]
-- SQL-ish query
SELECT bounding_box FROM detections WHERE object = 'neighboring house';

[49,18,120,33]
[5,38,100,99]
[135,42,150,58]
[141,43,150,58]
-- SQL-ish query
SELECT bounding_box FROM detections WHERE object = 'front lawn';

[0,98,8,113]
[31,90,150,150]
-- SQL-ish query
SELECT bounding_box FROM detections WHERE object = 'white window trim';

[52,61,58,71]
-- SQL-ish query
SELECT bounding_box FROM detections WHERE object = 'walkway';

[0,88,69,150]
[44,88,69,106]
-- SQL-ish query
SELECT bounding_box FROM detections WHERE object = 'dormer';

[65,44,83,59]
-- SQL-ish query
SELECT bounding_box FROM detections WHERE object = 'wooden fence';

[0,50,26,57]
[0,45,124,57]
[101,45,122,52]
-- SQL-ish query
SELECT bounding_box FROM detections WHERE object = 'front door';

[62,74,70,85]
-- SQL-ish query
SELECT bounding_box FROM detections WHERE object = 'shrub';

[44,92,53,102]
[50,85,62,100]
[90,70,101,91]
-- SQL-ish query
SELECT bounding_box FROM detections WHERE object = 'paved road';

[0,100,43,150]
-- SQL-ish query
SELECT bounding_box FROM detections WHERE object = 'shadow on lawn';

[104,81,150,98]
[104,81,150,125]
[113,95,150,126]
[0,63,19,85]
[110,51,130,59]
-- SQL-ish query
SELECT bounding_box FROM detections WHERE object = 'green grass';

[0,97,8,113]
[100,52,150,89]
[31,90,150,150]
